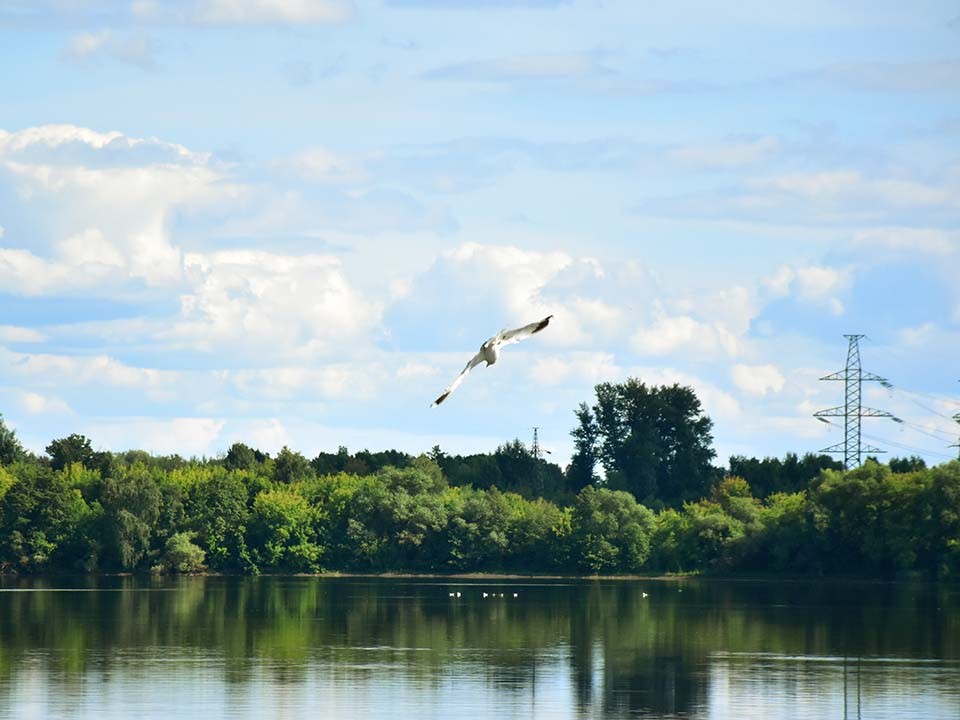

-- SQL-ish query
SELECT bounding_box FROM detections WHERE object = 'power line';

[814,334,897,469]
[818,416,957,462]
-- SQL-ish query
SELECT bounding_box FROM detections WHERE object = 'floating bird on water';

[431,315,553,407]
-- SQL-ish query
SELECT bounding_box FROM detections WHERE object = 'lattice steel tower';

[951,412,960,460]
[814,334,895,469]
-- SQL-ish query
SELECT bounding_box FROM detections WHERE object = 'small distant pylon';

[951,412,960,460]
[814,334,897,469]
[531,426,544,495]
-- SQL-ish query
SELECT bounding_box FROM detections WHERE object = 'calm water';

[0,576,958,719]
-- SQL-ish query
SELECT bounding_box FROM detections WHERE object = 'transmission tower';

[951,412,960,460]
[814,334,896,469]
[531,427,544,495]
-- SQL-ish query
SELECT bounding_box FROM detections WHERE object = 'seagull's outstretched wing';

[431,350,486,406]
[498,315,553,345]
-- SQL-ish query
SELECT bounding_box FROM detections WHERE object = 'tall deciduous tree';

[46,434,96,472]
[0,414,26,466]
[566,403,600,493]
[570,379,716,507]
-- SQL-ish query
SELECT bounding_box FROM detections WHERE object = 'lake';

[0,576,958,719]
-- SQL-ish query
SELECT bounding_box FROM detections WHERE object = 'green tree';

[0,414,26,465]
[101,462,161,569]
[224,442,257,471]
[571,486,655,573]
[273,446,314,484]
[161,531,206,573]
[45,434,96,472]
[247,487,321,571]
[579,379,716,507]
[185,467,252,572]
[566,402,600,493]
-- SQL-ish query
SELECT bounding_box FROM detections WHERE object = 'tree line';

[0,377,957,578]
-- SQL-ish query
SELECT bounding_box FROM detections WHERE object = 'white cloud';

[275,147,367,185]
[628,366,741,421]
[529,352,619,386]
[131,0,353,25]
[671,136,779,169]
[0,348,180,396]
[898,322,937,347]
[86,417,226,456]
[763,263,849,314]
[0,124,241,295]
[853,227,958,255]
[396,361,438,380]
[750,170,959,212]
[223,364,383,401]
[167,250,380,358]
[61,30,156,70]
[19,391,72,415]
[731,363,785,396]
[0,325,46,343]
[631,315,741,358]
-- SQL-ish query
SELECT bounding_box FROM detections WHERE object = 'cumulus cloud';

[171,250,381,357]
[86,417,226,456]
[0,124,240,295]
[731,363,785,396]
[631,315,741,358]
[19,391,72,415]
[628,366,741,421]
[529,352,619,386]
[389,241,653,356]
[764,263,849,315]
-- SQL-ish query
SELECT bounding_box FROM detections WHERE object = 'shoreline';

[1,570,946,584]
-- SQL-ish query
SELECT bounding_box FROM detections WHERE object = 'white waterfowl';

[431,315,553,407]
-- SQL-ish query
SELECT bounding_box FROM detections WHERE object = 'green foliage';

[101,462,162,569]
[45,434,96,472]
[248,487,321,571]
[224,442,257,471]
[574,379,716,507]
[0,414,26,466]
[1,424,958,580]
[161,532,206,573]
[566,402,600,493]
[727,452,841,498]
[571,486,655,573]
[273,446,315,484]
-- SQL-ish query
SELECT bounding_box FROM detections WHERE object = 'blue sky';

[1,0,959,467]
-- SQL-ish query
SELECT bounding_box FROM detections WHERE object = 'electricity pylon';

[951,412,960,460]
[814,334,896,469]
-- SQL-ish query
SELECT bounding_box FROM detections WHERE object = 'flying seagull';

[431,315,553,407]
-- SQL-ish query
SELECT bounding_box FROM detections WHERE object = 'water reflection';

[0,577,958,719]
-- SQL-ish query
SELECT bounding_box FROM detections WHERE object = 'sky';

[1,0,959,468]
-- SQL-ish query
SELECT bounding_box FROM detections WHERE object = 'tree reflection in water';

[0,576,957,719]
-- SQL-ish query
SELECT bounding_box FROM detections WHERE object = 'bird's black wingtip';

[431,392,450,407]
[533,315,553,334]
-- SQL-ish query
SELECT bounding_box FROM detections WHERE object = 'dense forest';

[1,378,958,578]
